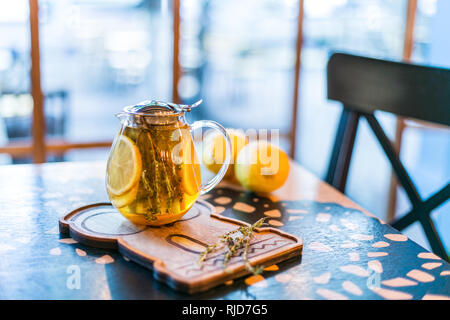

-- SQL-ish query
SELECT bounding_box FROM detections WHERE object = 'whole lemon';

[203,129,248,182]
[235,141,290,193]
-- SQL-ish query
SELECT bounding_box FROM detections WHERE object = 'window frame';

[0,0,418,163]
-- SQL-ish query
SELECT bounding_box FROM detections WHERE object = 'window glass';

[39,0,173,150]
[405,0,450,251]
[0,0,31,164]
[297,0,407,221]
[179,0,299,151]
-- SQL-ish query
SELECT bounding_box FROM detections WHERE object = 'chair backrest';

[325,53,450,261]
[327,53,450,126]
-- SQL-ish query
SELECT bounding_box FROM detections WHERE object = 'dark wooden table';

[1,161,449,299]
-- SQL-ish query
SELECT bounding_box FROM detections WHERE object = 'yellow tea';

[106,121,201,226]
[106,100,231,226]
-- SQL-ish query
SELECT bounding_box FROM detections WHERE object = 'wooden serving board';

[59,200,302,294]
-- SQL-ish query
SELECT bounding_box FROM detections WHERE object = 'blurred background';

[0,0,448,254]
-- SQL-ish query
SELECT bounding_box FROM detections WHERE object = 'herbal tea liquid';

[106,122,201,226]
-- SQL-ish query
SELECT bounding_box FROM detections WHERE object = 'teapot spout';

[115,112,128,123]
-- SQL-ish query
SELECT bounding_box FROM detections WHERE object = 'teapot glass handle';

[190,120,231,195]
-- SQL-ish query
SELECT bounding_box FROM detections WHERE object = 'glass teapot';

[106,100,231,226]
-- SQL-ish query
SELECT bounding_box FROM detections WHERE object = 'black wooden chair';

[325,52,450,261]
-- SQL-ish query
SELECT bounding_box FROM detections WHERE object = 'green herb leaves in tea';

[135,127,184,221]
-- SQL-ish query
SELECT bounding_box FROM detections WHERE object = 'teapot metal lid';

[123,99,202,116]
[117,99,203,127]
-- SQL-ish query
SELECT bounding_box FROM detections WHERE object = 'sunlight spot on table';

[342,281,363,296]
[368,260,383,273]
[350,234,374,241]
[367,252,388,258]
[313,272,331,284]
[75,248,87,257]
[384,234,408,242]
[417,252,441,260]
[421,262,442,270]
[316,288,348,300]
[407,269,435,283]
[349,252,360,262]
[340,265,369,277]
[275,274,292,283]
[286,209,308,214]
[422,294,450,300]
[367,251,388,258]
[308,241,333,252]
[200,194,212,200]
[340,219,357,230]
[268,219,284,227]
[316,213,331,223]
[371,287,413,300]
[59,238,78,244]
[341,241,358,249]
[381,277,418,287]
[233,202,256,213]
[372,241,390,248]
[264,209,282,218]
[49,247,61,256]
[95,255,115,265]
[214,196,232,205]
[329,225,341,232]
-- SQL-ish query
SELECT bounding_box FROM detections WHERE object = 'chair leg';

[392,182,450,261]
[391,209,417,231]
[325,108,359,193]
[419,215,449,262]
[365,114,422,207]
[422,183,450,212]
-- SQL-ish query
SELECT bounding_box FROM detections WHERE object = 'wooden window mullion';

[289,0,304,159]
[172,0,181,103]
[387,0,418,221]
[29,0,46,163]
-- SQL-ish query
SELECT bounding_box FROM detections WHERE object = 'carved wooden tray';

[59,200,302,294]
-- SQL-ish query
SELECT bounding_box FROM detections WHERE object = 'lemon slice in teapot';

[177,137,201,196]
[107,135,142,196]
[110,183,139,208]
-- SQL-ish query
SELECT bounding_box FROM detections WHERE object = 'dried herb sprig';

[198,217,267,276]
[197,228,241,264]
